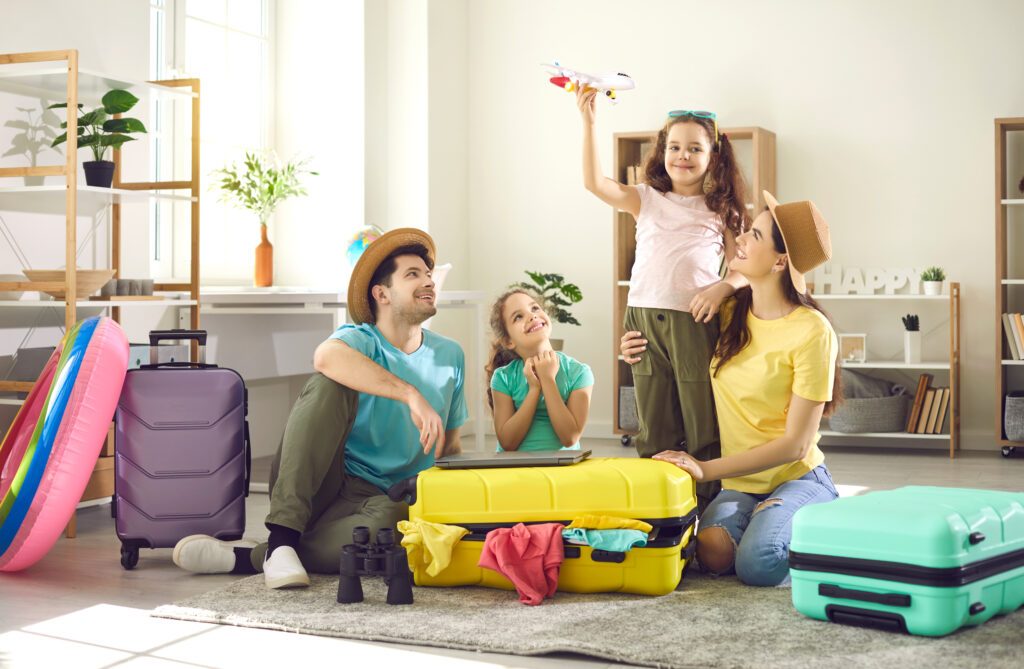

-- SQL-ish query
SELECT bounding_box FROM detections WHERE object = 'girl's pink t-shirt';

[628,183,725,313]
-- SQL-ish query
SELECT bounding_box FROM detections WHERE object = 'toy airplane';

[542,61,636,102]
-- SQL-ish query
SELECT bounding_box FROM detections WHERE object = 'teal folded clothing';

[561,527,648,552]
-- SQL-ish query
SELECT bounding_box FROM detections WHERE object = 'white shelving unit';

[812,285,961,457]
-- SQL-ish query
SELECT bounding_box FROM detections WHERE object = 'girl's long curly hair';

[712,219,843,417]
[485,289,537,409]
[642,115,749,238]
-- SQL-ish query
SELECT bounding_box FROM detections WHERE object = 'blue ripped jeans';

[698,465,839,586]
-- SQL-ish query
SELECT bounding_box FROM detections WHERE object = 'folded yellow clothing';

[566,514,653,533]
[397,519,469,577]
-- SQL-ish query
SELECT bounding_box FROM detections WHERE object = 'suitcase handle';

[139,361,218,370]
[148,330,208,365]
[825,604,908,633]
[149,329,207,346]
[819,583,911,607]
[243,420,251,497]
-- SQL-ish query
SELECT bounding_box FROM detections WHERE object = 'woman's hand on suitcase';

[408,391,446,456]
[652,450,706,481]
[620,331,647,364]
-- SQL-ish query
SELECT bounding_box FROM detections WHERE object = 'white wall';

[456,0,1024,450]
[274,0,364,289]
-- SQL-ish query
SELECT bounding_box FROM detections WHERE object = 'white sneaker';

[263,545,310,589]
[172,534,258,574]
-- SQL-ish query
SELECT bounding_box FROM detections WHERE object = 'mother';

[621,191,841,586]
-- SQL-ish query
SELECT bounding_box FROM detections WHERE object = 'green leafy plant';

[901,314,919,331]
[49,89,147,162]
[920,266,946,282]
[213,151,317,226]
[511,271,583,326]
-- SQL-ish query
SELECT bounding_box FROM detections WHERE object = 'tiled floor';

[1,438,1020,669]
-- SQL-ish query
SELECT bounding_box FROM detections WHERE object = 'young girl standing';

[486,289,594,452]
[577,87,748,511]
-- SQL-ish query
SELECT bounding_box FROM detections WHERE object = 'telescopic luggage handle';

[147,329,208,365]
[149,329,207,346]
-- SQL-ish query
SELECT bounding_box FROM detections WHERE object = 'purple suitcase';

[113,330,250,569]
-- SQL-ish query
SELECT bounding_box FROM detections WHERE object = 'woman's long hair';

[712,221,843,416]
[642,115,749,237]
[485,289,535,409]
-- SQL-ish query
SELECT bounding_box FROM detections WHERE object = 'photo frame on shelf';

[839,333,867,364]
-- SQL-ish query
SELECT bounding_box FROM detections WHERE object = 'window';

[150,0,272,282]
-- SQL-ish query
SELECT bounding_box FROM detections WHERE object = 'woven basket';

[829,395,910,433]
[1005,392,1024,442]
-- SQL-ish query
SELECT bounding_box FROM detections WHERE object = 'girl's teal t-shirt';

[490,351,594,452]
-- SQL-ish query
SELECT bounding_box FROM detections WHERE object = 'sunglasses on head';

[667,109,719,142]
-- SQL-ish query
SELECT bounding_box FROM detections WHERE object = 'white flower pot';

[922,281,943,296]
[904,331,922,364]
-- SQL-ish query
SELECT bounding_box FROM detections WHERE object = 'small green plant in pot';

[49,89,147,188]
[510,271,583,350]
[902,313,921,364]
[920,266,946,296]
[213,151,317,287]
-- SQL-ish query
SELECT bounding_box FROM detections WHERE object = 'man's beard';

[393,300,437,325]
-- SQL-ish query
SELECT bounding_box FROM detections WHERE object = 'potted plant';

[213,151,317,287]
[902,313,921,364]
[3,102,60,186]
[920,266,946,296]
[510,271,583,350]
[49,89,147,188]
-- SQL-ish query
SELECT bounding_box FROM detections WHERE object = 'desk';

[190,288,487,452]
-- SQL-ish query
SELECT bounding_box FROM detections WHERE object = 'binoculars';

[337,526,414,605]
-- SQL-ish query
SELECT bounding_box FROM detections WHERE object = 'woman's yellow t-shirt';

[710,301,838,494]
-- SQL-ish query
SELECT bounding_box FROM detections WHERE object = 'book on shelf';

[906,373,933,432]
[1004,314,1022,360]
[924,387,945,434]
[933,387,951,434]
[1007,311,1024,356]
[916,388,936,434]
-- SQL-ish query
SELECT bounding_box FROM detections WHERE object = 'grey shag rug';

[153,573,1023,669]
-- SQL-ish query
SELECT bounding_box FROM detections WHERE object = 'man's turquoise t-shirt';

[330,323,467,491]
[490,351,594,452]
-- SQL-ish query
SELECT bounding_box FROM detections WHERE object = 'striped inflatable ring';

[0,317,128,571]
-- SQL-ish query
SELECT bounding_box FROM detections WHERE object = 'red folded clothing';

[478,522,565,605]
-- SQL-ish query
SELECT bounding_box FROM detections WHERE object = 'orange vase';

[255,225,273,287]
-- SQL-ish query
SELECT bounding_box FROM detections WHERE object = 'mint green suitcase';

[790,486,1024,636]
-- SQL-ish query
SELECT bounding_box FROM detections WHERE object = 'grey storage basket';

[829,394,910,433]
[1005,392,1024,441]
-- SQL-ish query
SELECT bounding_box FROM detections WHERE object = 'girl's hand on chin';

[533,350,560,382]
[652,450,706,481]
[524,358,541,390]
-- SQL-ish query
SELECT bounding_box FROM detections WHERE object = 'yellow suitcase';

[407,457,696,596]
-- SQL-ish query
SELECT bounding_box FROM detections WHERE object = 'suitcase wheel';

[120,544,140,570]
[1002,446,1017,458]
[620,435,632,447]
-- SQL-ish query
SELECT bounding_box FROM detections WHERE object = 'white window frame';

[149,0,275,282]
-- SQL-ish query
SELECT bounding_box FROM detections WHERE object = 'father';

[173,228,467,588]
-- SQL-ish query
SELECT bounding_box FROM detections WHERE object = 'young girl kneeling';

[486,290,593,452]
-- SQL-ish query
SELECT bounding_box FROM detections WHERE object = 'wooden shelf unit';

[611,127,776,441]
[0,49,202,534]
[995,118,1024,457]
[814,285,961,458]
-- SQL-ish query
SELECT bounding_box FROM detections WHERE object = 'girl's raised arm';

[578,87,640,218]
